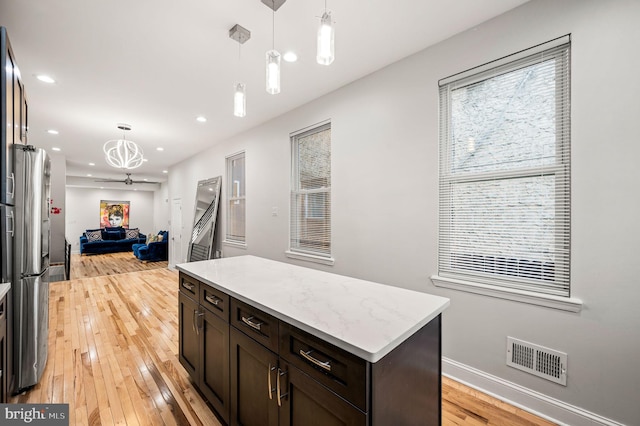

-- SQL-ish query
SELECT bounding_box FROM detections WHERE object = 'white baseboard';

[443,358,625,426]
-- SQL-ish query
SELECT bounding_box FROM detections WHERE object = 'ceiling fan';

[95,173,160,185]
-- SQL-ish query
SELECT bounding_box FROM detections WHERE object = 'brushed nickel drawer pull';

[277,368,288,407]
[299,350,332,372]
[268,364,276,399]
[182,282,195,292]
[205,294,221,306]
[241,315,262,331]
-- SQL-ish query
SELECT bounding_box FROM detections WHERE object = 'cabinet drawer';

[199,284,229,321]
[230,298,279,353]
[279,322,368,412]
[179,272,199,299]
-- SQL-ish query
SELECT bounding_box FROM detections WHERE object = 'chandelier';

[103,123,144,169]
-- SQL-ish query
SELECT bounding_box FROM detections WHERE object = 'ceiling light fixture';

[229,24,250,118]
[36,74,55,84]
[263,0,286,94]
[103,123,144,170]
[51,147,61,152]
[47,129,59,135]
[317,0,335,65]
[196,116,207,123]
[283,51,298,63]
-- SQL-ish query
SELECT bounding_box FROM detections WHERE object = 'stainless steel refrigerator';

[12,144,50,392]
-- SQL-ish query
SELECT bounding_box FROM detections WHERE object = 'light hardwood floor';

[10,254,556,425]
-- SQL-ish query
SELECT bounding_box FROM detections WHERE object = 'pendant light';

[317,0,334,65]
[263,0,284,94]
[229,24,250,117]
[103,123,144,169]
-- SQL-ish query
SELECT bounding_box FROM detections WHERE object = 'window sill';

[430,275,582,313]
[285,250,335,266]
[223,240,247,249]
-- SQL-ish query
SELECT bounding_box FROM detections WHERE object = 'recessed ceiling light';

[156,147,164,151]
[162,170,168,174]
[89,162,95,166]
[47,129,59,135]
[36,75,56,84]
[196,116,207,123]
[100,187,104,189]
[51,147,61,151]
[143,178,148,181]
[143,158,148,162]
[283,51,298,62]
[87,174,92,177]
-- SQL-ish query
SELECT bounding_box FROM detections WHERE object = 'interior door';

[170,198,182,267]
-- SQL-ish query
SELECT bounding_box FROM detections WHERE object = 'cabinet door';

[0,295,6,402]
[178,292,199,381]
[278,361,366,426]
[200,309,230,424]
[230,327,279,426]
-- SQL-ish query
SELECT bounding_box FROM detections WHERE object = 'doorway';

[170,198,182,268]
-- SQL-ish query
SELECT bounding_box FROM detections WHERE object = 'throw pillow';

[146,234,159,244]
[86,230,102,242]
[156,234,164,242]
[125,228,139,239]
[104,230,121,240]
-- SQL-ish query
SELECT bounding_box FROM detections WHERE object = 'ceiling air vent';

[506,337,567,386]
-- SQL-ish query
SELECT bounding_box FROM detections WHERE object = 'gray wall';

[66,187,156,253]
[168,1,640,424]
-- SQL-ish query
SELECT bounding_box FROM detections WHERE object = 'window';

[436,38,571,299]
[225,151,246,245]
[288,122,332,263]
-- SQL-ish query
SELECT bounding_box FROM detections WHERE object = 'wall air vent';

[506,337,567,386]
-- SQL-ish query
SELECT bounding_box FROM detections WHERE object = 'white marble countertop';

[0,283,10,300]
[176,255,449,363]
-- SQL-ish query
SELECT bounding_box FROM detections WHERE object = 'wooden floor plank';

[9,252,556,426]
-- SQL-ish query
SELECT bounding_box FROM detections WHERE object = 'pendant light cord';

[272,8,275,50]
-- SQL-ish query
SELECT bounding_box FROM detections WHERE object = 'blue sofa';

[132,230,168,262]
[80,227,146,255]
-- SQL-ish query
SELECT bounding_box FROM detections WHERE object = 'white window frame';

[431,36,581,312]
[286,120,334,266]
[224,151,246,248]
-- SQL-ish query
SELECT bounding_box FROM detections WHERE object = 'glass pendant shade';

[103,139,144,169]
[266,50,281,94]
[234,83,247,117]
[317,11,334,65]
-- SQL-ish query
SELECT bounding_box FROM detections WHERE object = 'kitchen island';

[177,255,449,426]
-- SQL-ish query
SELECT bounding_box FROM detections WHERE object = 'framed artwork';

[100,200,130,228]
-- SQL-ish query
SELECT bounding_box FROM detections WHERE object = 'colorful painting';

[100,200,130,228]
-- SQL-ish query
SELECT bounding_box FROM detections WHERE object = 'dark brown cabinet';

[179,270,442,426]
[0,294,6,403]
[229,305,367,426]
[230,327,279,426]
[178,273,230,424]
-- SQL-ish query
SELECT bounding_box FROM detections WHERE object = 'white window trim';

[285,250,335,266]
[223,239,247,249]
[436,36,573,304]
[225,150,246,246]
[288,120,332,264]
[430,275,582,312]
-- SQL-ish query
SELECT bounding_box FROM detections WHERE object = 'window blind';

[226,152,246,243]
[438,42,571,296]
[290,123,331,257]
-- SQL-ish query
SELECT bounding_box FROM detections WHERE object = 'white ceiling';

[1,0,528,186]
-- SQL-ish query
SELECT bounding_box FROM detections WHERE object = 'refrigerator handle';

[7,210,14,237]
[7,172,15,198]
